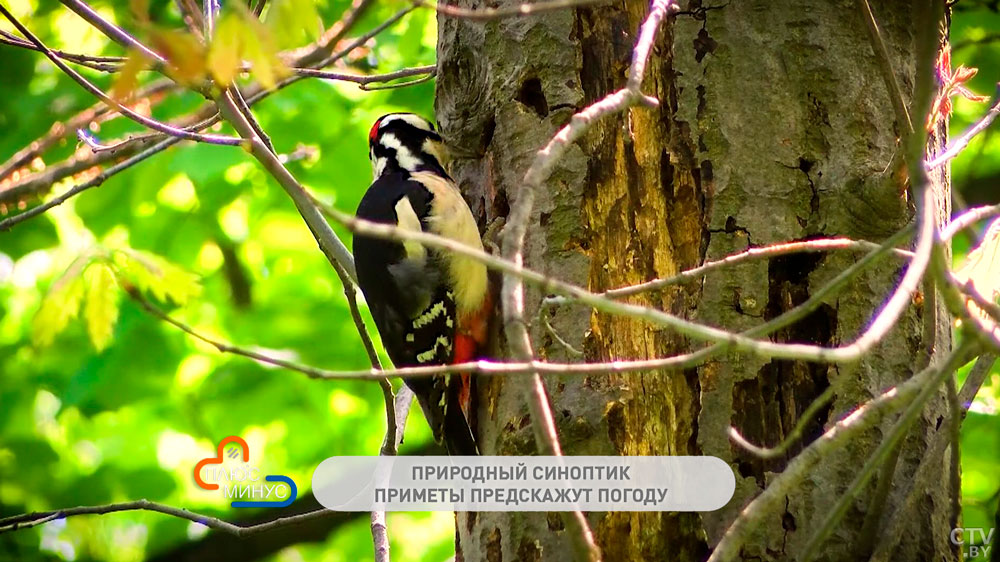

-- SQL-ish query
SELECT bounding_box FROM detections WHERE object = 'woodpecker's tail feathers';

[443,401,479,456]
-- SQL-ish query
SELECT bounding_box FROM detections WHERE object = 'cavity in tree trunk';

[436,0,954,560]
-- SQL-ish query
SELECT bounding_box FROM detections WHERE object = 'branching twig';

[797,345,975,562]
[0,29,125,72]
[0,498,331,536]
[58,0,166,64]
[709,343,976,562]
[0,6,242,146]
[868,353,997,562]
[0,135,183,232]
[0,79,175,185]
[926,85,1000,169]
[418,0,611,21]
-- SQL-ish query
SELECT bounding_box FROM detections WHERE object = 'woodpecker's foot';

[483,216,506,255]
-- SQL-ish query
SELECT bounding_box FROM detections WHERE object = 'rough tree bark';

[436,0,954,560]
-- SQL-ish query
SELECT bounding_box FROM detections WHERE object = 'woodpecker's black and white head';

[368,113,449,179]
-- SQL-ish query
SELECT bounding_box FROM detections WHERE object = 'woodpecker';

[353,113,489,455]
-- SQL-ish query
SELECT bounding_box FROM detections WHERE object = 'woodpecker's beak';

[423,138,450,167]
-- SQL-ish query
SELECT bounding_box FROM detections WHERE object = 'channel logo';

[194,436,297,508]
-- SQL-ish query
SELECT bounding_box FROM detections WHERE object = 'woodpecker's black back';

[353,113,482,456]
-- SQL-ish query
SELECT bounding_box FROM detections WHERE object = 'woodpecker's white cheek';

[380,133,420,171]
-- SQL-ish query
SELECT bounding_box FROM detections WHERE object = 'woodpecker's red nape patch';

[368,117,382,144]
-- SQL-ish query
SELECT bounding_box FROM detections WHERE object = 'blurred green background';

[0,0,998,560]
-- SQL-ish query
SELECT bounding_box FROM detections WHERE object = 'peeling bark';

[436,0,954,560]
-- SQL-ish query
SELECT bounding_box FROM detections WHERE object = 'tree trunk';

[436,0,955,560]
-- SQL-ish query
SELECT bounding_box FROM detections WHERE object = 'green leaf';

[84,263,120,352]
[114,249,202,305]
[31,270,86,347]
[265,0,322,49]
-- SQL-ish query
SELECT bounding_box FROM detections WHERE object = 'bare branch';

[212,90,357,280]
[0,135,183,232]
[418,0,611,21]
[550,237,911,302]
[0,6,243,146]
[709,343,977,562]
[856,0,913,134]
[294,65,436,88]
[868,354,997,562]
[58,0,166,64]
[0,498,332,536]
[797,344,975,562]
[0,29,125,72]
[0,79,175,185]
[729,384,837,460]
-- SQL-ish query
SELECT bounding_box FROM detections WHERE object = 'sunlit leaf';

[110,50,149,102]
[265,0,322,48]
[114,249,202,305]
[83,262,120,352]
[232,4,289,89]
[955,218,1000,299]
[954,218,1000,335]
[150,29,208,86]
[208,13,244,87]
[31,268,86,347]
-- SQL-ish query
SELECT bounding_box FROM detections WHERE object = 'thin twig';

[0,7,242,146]
[856,0,913,134]
[549,237,910,302]
[709,343,976,562]
[0,79,175,185]
[926,85,1000,169]
[0,136,183,232]
[729,383,837,460]
[797,345,974,561]
[295,65,436,87]
[0,498,332,536]
[868,354,997,562]
[58,0,166,64]
[0,29,125,71]
[417,0,611,21]
[212,89,357,280]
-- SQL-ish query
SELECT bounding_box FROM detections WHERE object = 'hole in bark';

[481,114,496,152]
[516,77,549,117]
[546,512,565,531]
[607,401,627,452]
[492,189,510,221]
[518,414,531,429]
[725,216,739,233]
[732,251,837,482]
[694,28,718,62]
[798,157,815,173]
[783,511,797,531]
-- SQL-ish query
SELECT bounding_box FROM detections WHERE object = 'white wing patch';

[416,335,452,363]
[411,171,489,317]
[412,300,446,329]
[394,196,426,261]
